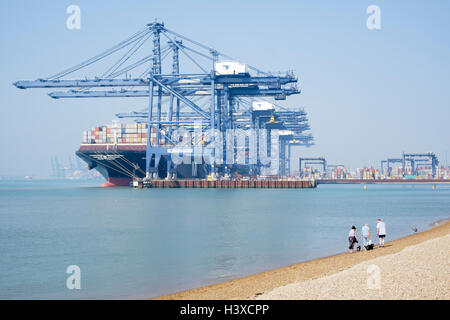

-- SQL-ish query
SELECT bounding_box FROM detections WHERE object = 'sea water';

[0,179,449,299]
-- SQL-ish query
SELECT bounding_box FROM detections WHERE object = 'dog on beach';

[364,240,374,250]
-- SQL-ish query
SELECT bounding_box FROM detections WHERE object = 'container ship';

[76,121,209,187]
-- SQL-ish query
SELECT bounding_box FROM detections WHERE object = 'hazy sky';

[1,0,449,176]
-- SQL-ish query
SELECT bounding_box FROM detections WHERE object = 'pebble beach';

[157,220,449,300]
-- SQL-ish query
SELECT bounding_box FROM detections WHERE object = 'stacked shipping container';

[328,167,350,179]
[82,122,166,145]
[301,167,323,179]
[358,167,382,180]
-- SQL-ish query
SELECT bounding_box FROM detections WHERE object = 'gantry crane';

[299,157,327,177]
[381,152,439,177]
[402,153,439,177]
[14,21,313,179]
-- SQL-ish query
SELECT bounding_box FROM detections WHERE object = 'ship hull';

[76,144,210,186]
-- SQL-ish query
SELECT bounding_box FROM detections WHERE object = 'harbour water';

[0,180,449,299]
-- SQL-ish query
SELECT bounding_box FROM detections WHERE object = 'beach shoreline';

[155,219,449,300]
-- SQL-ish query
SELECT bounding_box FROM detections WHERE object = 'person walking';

[348,226,358,253]
[377,219,386,248]
[361,224,371,248]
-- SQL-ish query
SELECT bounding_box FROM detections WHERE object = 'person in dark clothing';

[348,225,358,253]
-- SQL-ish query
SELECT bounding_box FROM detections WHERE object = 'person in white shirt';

[376,219,386,248]
[361,224,371,247]
[348,226,358,253]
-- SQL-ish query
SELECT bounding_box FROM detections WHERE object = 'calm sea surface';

[0,179,449,299]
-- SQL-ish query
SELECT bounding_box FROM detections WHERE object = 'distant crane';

[380,160,387,175]
[403,153,439,177]
[299,157,326,177]
[381,152,439,177]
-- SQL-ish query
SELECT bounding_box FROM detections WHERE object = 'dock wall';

[134,179,317,189]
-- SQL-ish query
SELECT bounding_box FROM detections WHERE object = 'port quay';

[14,21,450,188]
